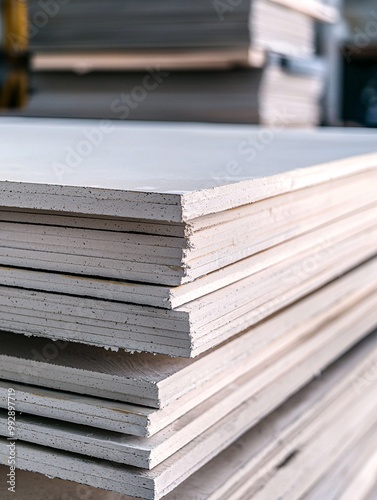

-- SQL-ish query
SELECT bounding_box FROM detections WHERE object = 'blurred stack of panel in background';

[4,0,337,126]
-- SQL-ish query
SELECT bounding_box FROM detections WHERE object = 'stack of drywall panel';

[9,0,336,125]
[0,118,376,499]
[21,56,324,126]
[28,0,335,62]
[0,119,377,353]
[1,331,377,499]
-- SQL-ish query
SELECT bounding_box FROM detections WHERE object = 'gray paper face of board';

[1,118,377,193]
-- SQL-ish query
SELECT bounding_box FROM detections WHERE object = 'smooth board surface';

[1,119,377,220]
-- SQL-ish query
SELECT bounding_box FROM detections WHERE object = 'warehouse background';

[1,0,376,128]
[0,2,377,500]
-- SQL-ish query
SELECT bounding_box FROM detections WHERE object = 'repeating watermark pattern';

[31,339,69,363]
[110,67,170,119]
[1,1,356,499]
[281,240,334,289]
[52,67,169,183]
[205,107,298,190]
[6,388,17,493]
[213,0,245,21]
[52,120,114,181]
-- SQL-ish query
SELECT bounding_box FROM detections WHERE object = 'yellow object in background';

[3,0,29,52]
[0,0,29,109]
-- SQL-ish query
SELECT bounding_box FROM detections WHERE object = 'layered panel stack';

[7,0,337,125]
[28,0,335,62]
[2,333,377,499]
[22,56,324,126]
[0,119,377,499]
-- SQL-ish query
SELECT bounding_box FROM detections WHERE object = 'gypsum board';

[1,305,375,500]
[28,8,250,51]
[0,168,359,242]
[2,291,377,471]
[21,69,264,124]
[171,169,377,235]
[0,168,370,256]
[0,169,364,260]
[189,234,377,355]
[0,345,371,500]
[166,334,377,500]
[233,381,377,500]
[260,69,322,97]
[0,274,373,441]
[259,67,322,127]
[18,63,320,125]
[2,174,376,286]
[0,239,374,359]
[1,224,377,367]
[26,69,264,97]
[4,203,377,316]
[250,391,377,500]
[164,330,377,499]
[26,0,325,53]
[1,222,377,358]
[336,449,377,500]
[253,35,313,64]
[270,0,337,22]
[1,200,376,308]
[223,359,377,500]
[305,428,377,500]
[2,192,375,288]
[250,1,315,59]
[214,381,377,499]
[254,6,314,38]
[0,360,375,500]
[2,194,374,308]
[19,84,317,128]
[15,93,260,125]
[0,378,156,437]
[0,207,187,236]
[1,259,375,428]
[25,0,328,60]
[2,255,374,411]
[31,47,256,73]
[12,184,377,281]
[246,357,377,497]
[330,450,377,500]
[1,119,377,223]
[1,340,371,500]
